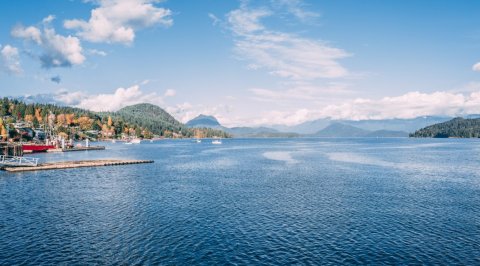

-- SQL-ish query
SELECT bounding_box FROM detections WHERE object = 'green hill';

[0,98,230,139]
[410,117,480,138]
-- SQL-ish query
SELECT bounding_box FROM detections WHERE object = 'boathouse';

[0,142,23,157]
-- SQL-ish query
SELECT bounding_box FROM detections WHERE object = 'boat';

[125,138,141,145]
[111,139,116,143]
[212,139,222,145]
[22,143,56,153]
[196,139,202,143]
[131,138,141,144]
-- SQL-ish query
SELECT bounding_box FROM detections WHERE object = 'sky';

[1,0,480,127]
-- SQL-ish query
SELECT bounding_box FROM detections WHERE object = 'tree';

[77,116,93,131]
[0,125,7,141]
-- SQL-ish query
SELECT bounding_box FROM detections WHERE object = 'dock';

[2,159,154,172]
[59,146,105,152]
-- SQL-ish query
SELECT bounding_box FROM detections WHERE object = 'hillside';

[410,117,480,138]
[227,127,299,138]
[272,116,451,134]
[312,123,408,138]
[313,123,370,137]
[0,98,230,140]
[112,103,186,135]
[185,115,297,138]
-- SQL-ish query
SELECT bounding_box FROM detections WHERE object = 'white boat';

[131,138,141,144]
[111,139,116,144]
[125,138,141,145]
[212,139,222,145]
[196,139,202,143]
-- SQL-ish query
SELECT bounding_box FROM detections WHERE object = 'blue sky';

[1,0,480,126]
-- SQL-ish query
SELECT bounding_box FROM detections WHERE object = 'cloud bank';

[51,85,175,112]
[252,90,480,126]
[64,0,173,44]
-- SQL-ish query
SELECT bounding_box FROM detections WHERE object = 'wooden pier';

[2,159,154,172]
[63,146,105,152]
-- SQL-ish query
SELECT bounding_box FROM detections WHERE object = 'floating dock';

[61,146,106,152]
[2,159,154,172]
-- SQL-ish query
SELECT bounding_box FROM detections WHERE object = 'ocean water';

[0,138,479,265]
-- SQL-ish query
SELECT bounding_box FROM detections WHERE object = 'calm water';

[1,138,479,265]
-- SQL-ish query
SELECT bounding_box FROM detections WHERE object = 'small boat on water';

[22,143,56,153]
[125,138,141,145]
[196,139,202,143]
[212,139,222,145]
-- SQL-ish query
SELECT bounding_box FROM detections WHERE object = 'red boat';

[22,144,56,153]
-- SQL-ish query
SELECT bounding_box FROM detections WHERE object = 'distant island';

[410,117,480,138]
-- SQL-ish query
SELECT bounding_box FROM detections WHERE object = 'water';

[1,138,479,265]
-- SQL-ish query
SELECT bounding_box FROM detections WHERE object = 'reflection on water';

[0,138,479,265]
[263,151,298,164]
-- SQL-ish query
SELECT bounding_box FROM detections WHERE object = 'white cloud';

[64,0,173,44]
[208,13,221,26]
[49,85,174,112]
[164,89,176,97]
[88,49,107,56]
[166,102,235,126]
[272,0,320,22]
[75,85,167,111]
[0,44,22,74]
[226,3,349,80]
[252,90,480,126]
[42,15,56,24]
[12,18,85,68]
[473,62,480,72]
[11,26,42,44]
[250,82,353,102]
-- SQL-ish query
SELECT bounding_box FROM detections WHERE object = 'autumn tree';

[77,116,93,130]
[56,114,66,126]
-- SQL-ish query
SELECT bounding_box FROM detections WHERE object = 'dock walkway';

[2,159,154,172]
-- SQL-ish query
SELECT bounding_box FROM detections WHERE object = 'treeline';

[0,98,230,140]
[410,117,480,138]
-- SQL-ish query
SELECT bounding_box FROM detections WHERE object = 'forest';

[410,117,480,138]
[0,98,230,141]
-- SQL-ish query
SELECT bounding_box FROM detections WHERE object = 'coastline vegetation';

[0,98,230,141]
[410,117,480,138]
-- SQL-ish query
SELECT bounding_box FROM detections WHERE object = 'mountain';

[339,116,452,132]
[185,115,297,138]
[186,114,221,128]
[410,117,480,138]
[313,123,370,137]
[311,123,408,138]
[364,130,409,138]
[272,116,452,134]
[271,118,331,134]
[226,127,299,138]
